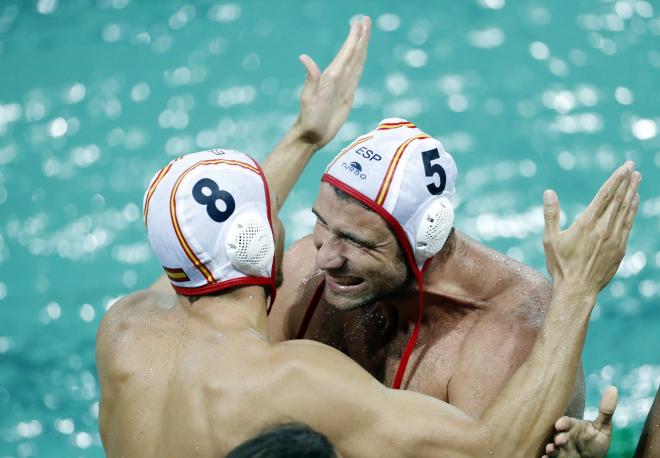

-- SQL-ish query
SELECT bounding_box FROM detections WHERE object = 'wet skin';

[271,182,585,418]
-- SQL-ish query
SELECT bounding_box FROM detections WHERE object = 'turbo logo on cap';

[323,117,457,271]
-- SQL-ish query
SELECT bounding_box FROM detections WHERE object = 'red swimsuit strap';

[296,267,428,390]
[391,275,425,389]
[295,280,326,339]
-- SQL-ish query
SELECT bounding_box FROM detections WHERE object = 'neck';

[386,232,495,320]
[179,286,270,339]
[422,232,488,303]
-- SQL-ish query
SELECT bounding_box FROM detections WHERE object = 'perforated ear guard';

[413,197,454,261]
[225,212,275,277]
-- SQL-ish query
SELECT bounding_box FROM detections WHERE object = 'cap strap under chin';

[391,258,432,389]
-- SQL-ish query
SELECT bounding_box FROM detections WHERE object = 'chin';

[324,290,378,311]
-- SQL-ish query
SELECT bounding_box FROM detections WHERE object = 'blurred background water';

[0,0,658,456]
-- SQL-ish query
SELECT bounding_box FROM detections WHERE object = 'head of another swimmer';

[226,422,340,458]
[143,149,283,300]
[314,118,457,311]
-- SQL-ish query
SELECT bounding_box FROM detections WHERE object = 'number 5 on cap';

[421,148,447,195]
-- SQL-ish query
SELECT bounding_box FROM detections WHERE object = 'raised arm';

[478,162,640,456]
[262,16,371,208]
[150,18,371,292]
[266,164,640,458]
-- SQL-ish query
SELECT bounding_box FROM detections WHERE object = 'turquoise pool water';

[1,0,658,456]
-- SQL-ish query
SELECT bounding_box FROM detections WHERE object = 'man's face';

[311,183,409,311]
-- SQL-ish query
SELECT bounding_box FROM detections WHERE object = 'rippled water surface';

[1,0,658,456]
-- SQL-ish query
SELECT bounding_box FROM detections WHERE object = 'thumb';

[298,54,320,102]
[543,189,561,240]
[299,54,320,82]
[594,386,618,430]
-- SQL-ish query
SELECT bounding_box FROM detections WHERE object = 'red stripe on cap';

[326,135,374,172]
[169,156,277,304]
[169,159,262,285]
[144,161,174,227]
[173,276,275,296]
[375,134,430,205]
[377,121,417,130]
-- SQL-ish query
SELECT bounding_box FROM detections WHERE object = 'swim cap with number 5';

[323,118,457,271]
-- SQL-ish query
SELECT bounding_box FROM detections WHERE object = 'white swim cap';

[323,118,458,389]
[143,149,276,299]
[323,118,457,273]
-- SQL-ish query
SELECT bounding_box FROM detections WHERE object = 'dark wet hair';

[225,423,337,458]
[332,185,375,213]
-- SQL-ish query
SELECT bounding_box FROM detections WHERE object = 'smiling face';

[312,182,410,311]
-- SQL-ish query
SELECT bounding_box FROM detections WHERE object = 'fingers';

[605,167,634,232]
[544,441,556,457]
[543,189,561,240]
[612,171,641,238]
[299,54,321,81]
[619,193,640,252]
[340,17,371,94]
[347,16,371,77]
[325,18,363,77]
[554,432,569,446]
[594,386,618,429]
[583,162,633,222]
[298,54,321,104]
[555,416,578,432]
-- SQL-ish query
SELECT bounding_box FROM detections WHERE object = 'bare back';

[97,289,483,458]
[97,291,281,457]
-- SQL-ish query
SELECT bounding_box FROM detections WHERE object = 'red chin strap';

[391,266,428,389]
[322,174,431,390]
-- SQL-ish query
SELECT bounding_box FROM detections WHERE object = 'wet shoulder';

[96,289,180,376]
[270,235,325,340]
[457,231,551,324]
[282,235,319,285]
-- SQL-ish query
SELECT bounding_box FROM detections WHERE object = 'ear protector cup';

[225,212,275,276]
[414,197,454,260]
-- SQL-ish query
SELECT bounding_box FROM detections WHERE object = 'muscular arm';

[448,281,585,419]
[270,339,482,458]
[635,386,660,457]
[268,164,639,457]
[150,19,371,289]
[262,17,371,208]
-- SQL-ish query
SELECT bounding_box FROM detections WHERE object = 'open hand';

[543,162,641,299]
[294,16,371,149]
[542,387,617,458]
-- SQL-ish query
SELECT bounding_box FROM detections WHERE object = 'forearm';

[480,285,595,456]
[261,121,317,209]
[635,387,660,457]
[565,359,585,419]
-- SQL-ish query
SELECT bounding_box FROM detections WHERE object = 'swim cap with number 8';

[143,149,276,296]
